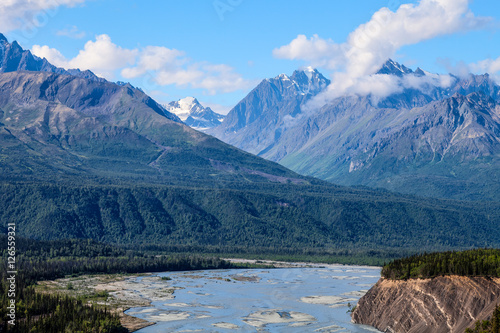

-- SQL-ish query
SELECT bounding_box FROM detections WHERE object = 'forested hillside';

[1,183,499,251]
[382,249,500,280]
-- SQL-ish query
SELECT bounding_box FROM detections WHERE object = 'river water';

[126,264,382,332]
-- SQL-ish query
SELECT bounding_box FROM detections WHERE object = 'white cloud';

[32,34,138,79]
[0,0,86,33]
[401,72,455,91]
[121,46,186,78]
[32,34,254,94]
[67,35,138,79]
[155,67,204,87]
[31,44,68,67]
[348,74,403,98]
[469,57,500,75]
[193,63,256,94]
[437,58,471,78]
[122,47,255,95]
[342,0,488,78]
[437,57,500,83]
[274,0,491,104]
[273,34,346,70]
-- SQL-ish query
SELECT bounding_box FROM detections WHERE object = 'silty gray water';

[127,264,382,332]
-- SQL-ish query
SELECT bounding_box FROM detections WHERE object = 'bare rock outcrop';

[352,276,500,333]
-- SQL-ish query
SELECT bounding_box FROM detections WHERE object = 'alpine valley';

[208,60,500,201]
[0,33,499,255]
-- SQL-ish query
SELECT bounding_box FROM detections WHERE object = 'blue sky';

[2,0,499,113]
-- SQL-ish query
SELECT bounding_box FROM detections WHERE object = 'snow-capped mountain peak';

[277,73,291,81]
[290,67,330,95]
[302,66,316,80]
[166,97,203,121]
[165,97,225,131]
[270,67,330,96]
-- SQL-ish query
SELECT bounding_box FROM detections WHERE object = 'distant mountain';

[1,36,498,251]
[280,92,500,200]
[0,33,105,82]
[210,60,500,200]
[207,67,330,158]
[376,59,415,76]
[0,70,310,185]
[165,97,224,131]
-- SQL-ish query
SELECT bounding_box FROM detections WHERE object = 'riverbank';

[36,273,161,332]
[33,260,278,331]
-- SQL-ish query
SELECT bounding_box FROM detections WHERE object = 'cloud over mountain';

[31,34,255,94]
[274,0,491,105]
[33,34,137,79]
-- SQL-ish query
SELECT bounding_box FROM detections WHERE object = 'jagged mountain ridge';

[0,33,106,82]
[0,35,499,250]
[207,67,330,159]
[0,70,308,185]
[376,59,415,76]
[280,92,500,199]
[165,97,224,130]
[0,33,308,186]
[210,60,500,200]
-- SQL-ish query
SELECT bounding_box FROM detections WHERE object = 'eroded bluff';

[352,276,500,333]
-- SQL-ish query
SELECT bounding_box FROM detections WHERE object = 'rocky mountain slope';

[0,35,499,250]
[5,69,499,248]
[280,92,500,201]
[209,60,500,200]
[352,276,500,333]
[0,70,306,186]
[207,67,330,159]
[166,97,224,130]
[0,33,104,82]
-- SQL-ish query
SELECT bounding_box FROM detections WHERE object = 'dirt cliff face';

[352,276,500,333]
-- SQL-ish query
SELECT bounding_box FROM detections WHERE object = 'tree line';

[0,235,234,332]
[381,249,500,280]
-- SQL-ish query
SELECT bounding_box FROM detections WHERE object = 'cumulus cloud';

[32,34,254,94]
[0,0,86,33]
[274,0,491,105]
[402,72,455,91]
[31,44,68,67]
[121,46,186,78]
[273,34,346,70]
[121,46,255,94]
[33,34,138,79]
[469,57,500,76]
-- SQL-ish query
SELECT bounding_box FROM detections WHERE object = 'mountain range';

[165,97,224,131]
[208,60,500,201]
[0,33,105,82]
[0,33,499,252]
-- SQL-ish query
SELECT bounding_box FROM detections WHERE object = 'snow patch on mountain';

[166,97,225,131]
